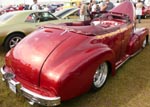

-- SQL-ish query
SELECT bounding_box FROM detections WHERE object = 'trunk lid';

[5,27,71,85]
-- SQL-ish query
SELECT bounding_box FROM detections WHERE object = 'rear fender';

[82,45,116,76]
[58,44,116,100]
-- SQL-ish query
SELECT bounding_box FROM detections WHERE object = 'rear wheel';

[4,33,24,51]
[92,62,109,91]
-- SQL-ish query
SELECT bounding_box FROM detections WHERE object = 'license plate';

[8,81,17,94]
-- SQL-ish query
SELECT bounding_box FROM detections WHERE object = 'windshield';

[54,8,75,18]
[92,12,130,23]
[0,12,14,23]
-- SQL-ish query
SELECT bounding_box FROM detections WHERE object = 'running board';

[115,48,142,70]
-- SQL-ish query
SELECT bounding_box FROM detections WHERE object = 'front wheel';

[4,33,24,51]
[92,62,109,91]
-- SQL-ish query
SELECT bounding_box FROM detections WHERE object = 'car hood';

[5,27,73,85]
[110,0,135,22]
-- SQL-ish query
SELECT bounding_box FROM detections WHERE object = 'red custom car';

[0,1,149,106]
[142,6,150,18]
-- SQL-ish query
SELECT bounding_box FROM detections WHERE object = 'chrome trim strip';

[130,48,142,57]
[116,49,142,70]
[116,57,129,70]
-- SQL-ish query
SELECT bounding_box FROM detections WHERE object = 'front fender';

[127,28,149,55]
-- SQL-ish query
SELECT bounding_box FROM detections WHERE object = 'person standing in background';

[88,0,101,13]
[80,0,91,21]
[100,0,114,11]
[91,0,97,12]
[31,0,39,10]
[136,0,143,23]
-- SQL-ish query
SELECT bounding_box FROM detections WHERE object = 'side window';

[25,13,39,23]
[38,12,57,22]
[25,13,34,23]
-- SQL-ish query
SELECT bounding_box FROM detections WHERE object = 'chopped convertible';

[0,1,149,106]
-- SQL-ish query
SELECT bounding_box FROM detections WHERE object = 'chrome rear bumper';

[0,67,61,106]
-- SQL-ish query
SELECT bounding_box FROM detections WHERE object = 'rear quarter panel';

[40,33,116,101]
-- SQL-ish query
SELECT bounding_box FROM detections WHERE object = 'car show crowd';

[0,0,149,51]
[0,0,150,21]
[0,0,64,15]
[0,0,150,17]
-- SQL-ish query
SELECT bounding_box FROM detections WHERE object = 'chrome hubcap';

[93,62,108,88]
[9,36,22,48]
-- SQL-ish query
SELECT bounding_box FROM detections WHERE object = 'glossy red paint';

[110,0,135,22]
[142,6,150,18]
[1,1,149,106]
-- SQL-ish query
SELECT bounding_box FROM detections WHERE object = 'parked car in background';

[0,1,149,106]
[55,0,81,11]
[49,3,64,13]
[62,0,81,9]
[142,6,150,18]
[0,10,72,51]
[0,5,23,15]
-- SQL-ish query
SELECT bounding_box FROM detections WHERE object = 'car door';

[104,27,123,63]
[119,23,133,59]
[96,25,123,63]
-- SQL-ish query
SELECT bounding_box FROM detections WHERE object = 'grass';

[0,19,150,107]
